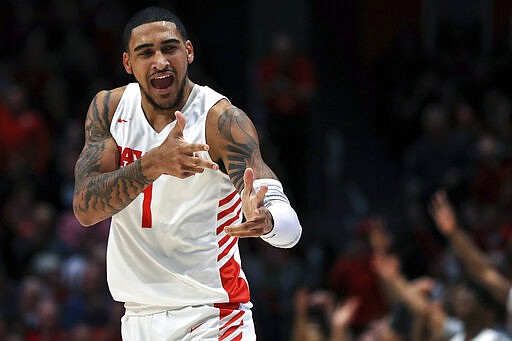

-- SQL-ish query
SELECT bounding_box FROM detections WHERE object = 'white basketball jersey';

[107,83,250,309]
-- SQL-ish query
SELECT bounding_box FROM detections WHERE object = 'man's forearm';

[449,228,511,303]
[73,158,154,226]
[391,276,429,315]
[448,228,490,275]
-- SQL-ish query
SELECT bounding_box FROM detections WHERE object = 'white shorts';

[121,303,256,341]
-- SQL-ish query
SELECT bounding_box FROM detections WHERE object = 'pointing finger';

[171,111,186,136]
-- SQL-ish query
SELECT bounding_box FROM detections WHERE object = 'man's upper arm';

[206,100,276,192]
[73,86,156,226]
[75,89,122,185]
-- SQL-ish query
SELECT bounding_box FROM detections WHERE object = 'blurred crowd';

[285,20,512,341]
[1,1,512,341]
[0,1,137,339]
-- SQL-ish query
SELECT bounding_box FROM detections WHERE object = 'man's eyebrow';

[134,43,153,52]
[133,39,180,52]
[161,38,180,45]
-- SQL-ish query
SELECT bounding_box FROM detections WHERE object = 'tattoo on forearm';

[218,108,258,191]
[74,159,151,216]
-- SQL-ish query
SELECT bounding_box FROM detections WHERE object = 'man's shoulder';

[86,84,133,124]
[208,98,233,118]
[189,83,230,118]
[195,84,224,99]
[98,84,131,103]
[95,84,132,111]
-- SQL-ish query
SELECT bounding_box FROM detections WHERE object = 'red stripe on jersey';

[218,236,238,261]
[220,326,243,341]
[231,333,243,341]
[219,190,238,206]
[215,254,250,304]
[215,306,245,340]
[218,197,242,220]
[221,310,245,331]
[216,304,240,315]
[218,234,231,248]
[216,208,242,235]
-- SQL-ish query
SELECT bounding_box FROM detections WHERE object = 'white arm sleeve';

[253,179,302,248]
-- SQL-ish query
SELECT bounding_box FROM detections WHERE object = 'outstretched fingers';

[242,167,267,205]
[225,168,274,238]
[185,145,219,171]
[156,111,219,178]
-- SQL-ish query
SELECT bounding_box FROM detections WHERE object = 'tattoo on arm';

[74,90,152,219]
[74,159,151,217]
[218,107,274,192]
[75,92,110,182]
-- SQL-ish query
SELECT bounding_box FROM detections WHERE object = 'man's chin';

[154,100,177,112]
[145,91,177,111]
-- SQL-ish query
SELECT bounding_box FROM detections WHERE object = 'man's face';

[123,21,193,112]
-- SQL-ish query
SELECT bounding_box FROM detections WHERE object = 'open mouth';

[150,74,174,90]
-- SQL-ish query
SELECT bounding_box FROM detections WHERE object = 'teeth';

[155,75,171,80]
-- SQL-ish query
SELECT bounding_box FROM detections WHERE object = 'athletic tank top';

[107,83,250,309]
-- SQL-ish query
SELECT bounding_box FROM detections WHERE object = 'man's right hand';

[148,111,219,179]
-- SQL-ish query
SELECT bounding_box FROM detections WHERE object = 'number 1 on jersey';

[142,184,153,228]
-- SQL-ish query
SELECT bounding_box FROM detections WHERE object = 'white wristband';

[253,179,302,248]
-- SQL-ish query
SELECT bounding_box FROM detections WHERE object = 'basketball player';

[72,6,302,341]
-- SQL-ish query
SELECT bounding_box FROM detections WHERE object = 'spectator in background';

[0,183,61,280]
[18,276,49,337]
[482,90,512,145]
[256,32,316,213]
[429,190,512,332]
[469,133,512,205]
[373,251,512,341]
[291,287,360,341]
[367,27,428,158]
[0,82,51,180]
[448,278,510,341]
[403,102,473,205]
[60,259,114,338]
[327,217,391,336]
[450,101,482,154]
[25,297,65,341]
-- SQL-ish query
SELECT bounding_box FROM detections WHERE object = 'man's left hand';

[224,168,273,237]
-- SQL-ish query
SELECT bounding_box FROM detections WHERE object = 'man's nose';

[152,51,169,70]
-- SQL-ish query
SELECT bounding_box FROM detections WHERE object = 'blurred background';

[1,0,512,340]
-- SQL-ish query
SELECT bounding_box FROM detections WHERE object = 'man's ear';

[123,52,133,74]
[186,40,194,64]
